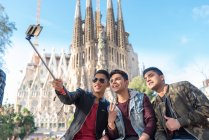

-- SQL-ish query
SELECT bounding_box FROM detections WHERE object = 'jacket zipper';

[167,96,198,140]
[95,101,100,139]
[183,128,198,140]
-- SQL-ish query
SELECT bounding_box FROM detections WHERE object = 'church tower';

[16,0,139,132]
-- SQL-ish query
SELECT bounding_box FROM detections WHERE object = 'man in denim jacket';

[107,69,156,140]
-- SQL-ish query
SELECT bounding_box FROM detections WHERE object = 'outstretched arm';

[52,79,83,105]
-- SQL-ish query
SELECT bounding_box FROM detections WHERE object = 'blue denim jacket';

[114,89,145,140]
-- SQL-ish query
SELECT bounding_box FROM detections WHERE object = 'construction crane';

[34,0,41,47]
[32,0,41,65]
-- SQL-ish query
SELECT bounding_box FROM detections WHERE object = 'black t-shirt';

[161,96,196,139]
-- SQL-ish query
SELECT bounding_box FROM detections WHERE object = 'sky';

[1,0,209,104]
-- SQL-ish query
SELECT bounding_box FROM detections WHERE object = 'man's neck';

[157,84,168,97]
[117,89,129,103]
[93,92,104,103]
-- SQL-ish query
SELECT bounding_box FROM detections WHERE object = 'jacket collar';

[128,89,140,99]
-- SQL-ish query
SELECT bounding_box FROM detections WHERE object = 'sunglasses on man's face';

[92,77,107,84]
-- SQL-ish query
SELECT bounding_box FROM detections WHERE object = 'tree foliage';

[0,4,16,67]
[0,104,36,139]
[128,76,155,101]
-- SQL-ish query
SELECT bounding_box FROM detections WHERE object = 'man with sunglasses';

[52,70,110,140]
[107,69,156,140]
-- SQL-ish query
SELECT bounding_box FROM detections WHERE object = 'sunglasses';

[92,77,107,84]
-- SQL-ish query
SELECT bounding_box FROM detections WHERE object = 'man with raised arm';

[52,70,110,140]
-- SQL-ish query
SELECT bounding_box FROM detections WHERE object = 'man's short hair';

[110,69,128,80]
[143,67,164,77]
[94,69,110,81]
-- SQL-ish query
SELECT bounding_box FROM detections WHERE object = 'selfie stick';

[25,24,56,80]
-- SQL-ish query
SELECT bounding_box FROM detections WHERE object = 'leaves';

[0,104,36,139]
[128,76,155,101]
[0,4,16,68]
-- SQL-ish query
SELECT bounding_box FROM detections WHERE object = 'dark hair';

[94,69,110,80]
[110,69,128,80]
[143,67,163,77]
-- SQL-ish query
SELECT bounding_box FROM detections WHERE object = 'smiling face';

[92,73,109,96]
[109,74,129,94]
[144,70,165,91]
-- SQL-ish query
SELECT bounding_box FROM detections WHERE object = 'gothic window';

[122,55,125,68]
[132,57,134,61]
[120,54,122,67]
[82,52,85,65]
[88,47,90,60]
[58,123,65,128]
[41,83,44,87]
[76,54,79,67]
[117,52,119,64]
[112,48,114,61]
[29,80,33,87]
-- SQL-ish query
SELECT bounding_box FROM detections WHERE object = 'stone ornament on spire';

[80,67,87,90]
[97,26,106,70]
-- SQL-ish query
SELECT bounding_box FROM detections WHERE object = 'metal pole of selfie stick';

[25,24,56,80]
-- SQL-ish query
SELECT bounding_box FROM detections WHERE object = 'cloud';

[180,35,188,44]
[192,5,209,21]
[138,51,209,88]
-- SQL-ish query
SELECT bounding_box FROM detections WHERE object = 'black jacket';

[56,88,109,140]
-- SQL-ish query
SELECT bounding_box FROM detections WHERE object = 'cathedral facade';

[16,0,139,131]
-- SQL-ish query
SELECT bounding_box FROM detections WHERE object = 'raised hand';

[108,102,117,129]
[51,79,65,95]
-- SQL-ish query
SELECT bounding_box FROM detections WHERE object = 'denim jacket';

[114,89,145,140]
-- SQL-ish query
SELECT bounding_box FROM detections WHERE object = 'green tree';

[0,4,16,67]
[128,76,155,101]
[0,104,15,139]
[0,104,36,139]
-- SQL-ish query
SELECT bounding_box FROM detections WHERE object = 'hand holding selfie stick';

[25,24,56,80]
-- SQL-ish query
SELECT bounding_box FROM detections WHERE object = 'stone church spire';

[95,0,101,39]
[72,0,82,48]
[85,0,94,43]
[117,0,126,48]
[106,0,116,43]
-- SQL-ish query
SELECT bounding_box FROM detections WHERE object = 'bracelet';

[60,88,66,95]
